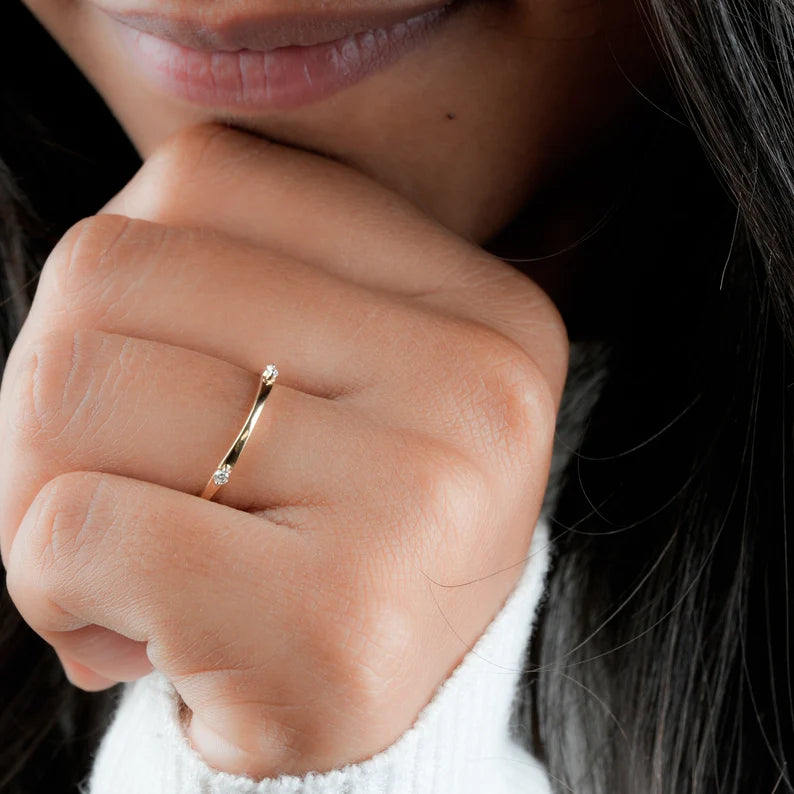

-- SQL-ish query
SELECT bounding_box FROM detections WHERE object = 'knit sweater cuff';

[86,519,552,794]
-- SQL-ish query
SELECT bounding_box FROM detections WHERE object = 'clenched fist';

[0,124,567,779]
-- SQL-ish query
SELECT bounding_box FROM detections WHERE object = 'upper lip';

[97,1,455,51]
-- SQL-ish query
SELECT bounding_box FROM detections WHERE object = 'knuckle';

[460,325,558,463]
[28,471,105,576]
[7,472,105,632]
[382,437,489,551]
[321,595,414,707]
[11,329,115,447]
[421,444,489,531]
[38,214,148,324]
[140,124,253,222]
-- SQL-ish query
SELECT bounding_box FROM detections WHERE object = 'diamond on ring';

[263,364,278,384]
[212,464,232,486]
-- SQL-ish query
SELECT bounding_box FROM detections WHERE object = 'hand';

[0,124,567,778]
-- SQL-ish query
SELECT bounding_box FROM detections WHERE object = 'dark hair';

[1,1,792,792]
[0,4,139,790]
[526,1,794,791]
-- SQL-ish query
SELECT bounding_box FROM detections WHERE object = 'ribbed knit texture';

[86,519,552,794]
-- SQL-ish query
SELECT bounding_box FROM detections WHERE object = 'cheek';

[19,0,655,242]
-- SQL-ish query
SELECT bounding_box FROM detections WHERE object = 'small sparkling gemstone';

[264,364,279,383]
[213,466,231,486]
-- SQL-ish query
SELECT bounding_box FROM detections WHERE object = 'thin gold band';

[200,364,278,502]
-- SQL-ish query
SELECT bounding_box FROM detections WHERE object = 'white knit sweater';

[86,518,554,794]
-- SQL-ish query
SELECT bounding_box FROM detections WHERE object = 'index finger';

[103,123,481,296]
[103,124,568,399]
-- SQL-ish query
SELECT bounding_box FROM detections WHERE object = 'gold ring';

[200,364,278,501]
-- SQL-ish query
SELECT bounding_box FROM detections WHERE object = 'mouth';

[96,1,461,111]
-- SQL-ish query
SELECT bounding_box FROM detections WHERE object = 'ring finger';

[0,328,427,561]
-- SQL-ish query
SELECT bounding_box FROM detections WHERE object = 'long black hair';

[527,1,794,791]
[0,4,138,790]
[1,0,792,792]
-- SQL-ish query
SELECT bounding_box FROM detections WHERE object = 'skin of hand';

[0,123,568,779]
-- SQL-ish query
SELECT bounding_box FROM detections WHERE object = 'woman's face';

[21,0,654,242]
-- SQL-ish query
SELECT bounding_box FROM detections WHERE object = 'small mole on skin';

[446,112,457,120]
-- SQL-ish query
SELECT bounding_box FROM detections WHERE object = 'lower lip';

[113,8,452,111]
